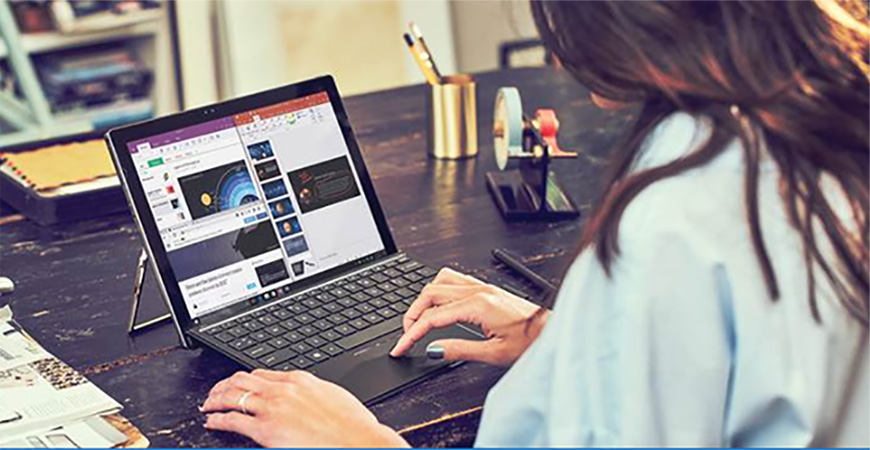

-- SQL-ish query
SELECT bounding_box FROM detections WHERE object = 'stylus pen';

[492,248,557,296]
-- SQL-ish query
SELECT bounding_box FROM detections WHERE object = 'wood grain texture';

[0,67,634,447]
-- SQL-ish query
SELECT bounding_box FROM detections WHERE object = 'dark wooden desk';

[0,67,633,447]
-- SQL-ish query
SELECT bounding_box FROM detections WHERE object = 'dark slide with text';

[288,157,360,214]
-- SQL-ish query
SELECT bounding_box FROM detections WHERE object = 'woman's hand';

[390,268,550,366]
[201,369,408,448]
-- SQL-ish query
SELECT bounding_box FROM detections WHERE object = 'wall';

[450,0,537,74]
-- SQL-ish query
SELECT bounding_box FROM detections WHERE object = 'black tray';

[0,131,129,226]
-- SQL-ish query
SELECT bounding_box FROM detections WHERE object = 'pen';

[403,32,440,85]
[491,248,557,295]
[409,22,442,81]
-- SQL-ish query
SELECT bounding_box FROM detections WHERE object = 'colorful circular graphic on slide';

[216,165,259,211]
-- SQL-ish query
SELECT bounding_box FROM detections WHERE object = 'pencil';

[403,32,440,85]
[410,22,442,81]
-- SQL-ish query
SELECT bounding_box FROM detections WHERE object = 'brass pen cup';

[426,74,478,159]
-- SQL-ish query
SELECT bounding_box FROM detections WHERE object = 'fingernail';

[426,343,444,360]
[197,405,204,413]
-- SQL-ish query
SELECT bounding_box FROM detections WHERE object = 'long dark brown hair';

[531,0,869,327]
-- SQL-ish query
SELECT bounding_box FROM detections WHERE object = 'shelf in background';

[0,9,163,58]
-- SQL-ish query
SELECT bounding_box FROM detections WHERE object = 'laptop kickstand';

[128,248,172,334]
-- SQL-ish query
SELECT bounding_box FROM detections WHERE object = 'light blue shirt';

[475,112,869,447]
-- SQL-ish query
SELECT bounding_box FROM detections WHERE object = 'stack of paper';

[0,306,127,448]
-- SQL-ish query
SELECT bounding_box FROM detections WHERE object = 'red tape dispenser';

[487,87,580,221]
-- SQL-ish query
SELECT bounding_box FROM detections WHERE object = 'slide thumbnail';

[247,141,274,161]
[261,179,288,200]
[283,235,309,258]
[255,160,281,181]
[269,198,294,219]
[288,157,361,214]
[276,216,302,238]
[167,220,279,281]
[178,160,259,220]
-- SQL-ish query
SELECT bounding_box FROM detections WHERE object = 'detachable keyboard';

[200,255,437,371]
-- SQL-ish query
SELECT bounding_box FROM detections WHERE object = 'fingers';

[209,371,270,398]
[204,411,263,442]
[430,268,484,287]
[426,338,498,364]
[202,387,264,415]
[391,298,483,357]
[402,285,485,332]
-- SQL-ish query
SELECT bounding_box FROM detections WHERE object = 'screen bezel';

[106,75,398,334]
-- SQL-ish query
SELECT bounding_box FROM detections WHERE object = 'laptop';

[106,75,482,404]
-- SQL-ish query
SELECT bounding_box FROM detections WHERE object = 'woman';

[200,1,869,446]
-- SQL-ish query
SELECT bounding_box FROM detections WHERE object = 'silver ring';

[238,391,252,415]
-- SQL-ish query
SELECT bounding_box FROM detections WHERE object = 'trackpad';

[311,324,481,403]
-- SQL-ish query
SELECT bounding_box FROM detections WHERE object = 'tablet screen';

[126,92,384,318]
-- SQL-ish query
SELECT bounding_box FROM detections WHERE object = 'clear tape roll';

[493,87,524,171]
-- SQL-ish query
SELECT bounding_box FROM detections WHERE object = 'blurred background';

[0,0,544,147]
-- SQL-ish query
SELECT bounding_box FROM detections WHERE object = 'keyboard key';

[206,326,223,335]
[289,356,313,369]
[384,268,402,278]
[310,308,329,318]
[395,288,415,299]
[287,304,307,314]
[417,266,438,277]
[337,298,356,308]
[368,298,388,308]
[215,331,235,343]
[252,309,267,318]
[329,288,349,298]
[313,320,333,331]
[228,326,247,337]
[371,265,385,272]
[281,319,300,331]
[242,320,265,331]
[290,342,312,354]
[296,314,314,324]
[378,308,398,319]
[302,298,321,309]
[349,319,368,330]
[298,325,319,336]
[305,336,326,348]
[391,303,409,313]
[403,272,424,283]
[244,343,274,359]
[276,362,295,371]
[251,331,270,342]
[322,343,344,356]
[323,303,341,313]
[363,313,383,324]
[283,331,304,343]
[305,350,329,363]
[397,255,409,263]
[364,287,384,297]
[327,314,347,325]
[344,283,362,292]
[265,325,285,336]
[274,309,292,320]
[399,261,422,272]
[336,316,403,350]
[268,337,290,349]
[267,304,281,312]
[315,293,335,303]
[360,270,372,277]
[410,282,426,292]
[347,275,360,282]
[262,348,297,368]
[308,289,321,296]
[391,278,410,288]
[355,303,375,314]
[358,278,375,288]
[378,282,397,292]
[230,337,255,351]
[381,293,401,303]
[370,273,388,283]
[320,330,341,342]
[333,324,355,336]
[351,292,371,302]
[385,259,399,268]
[341,308,362,319]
